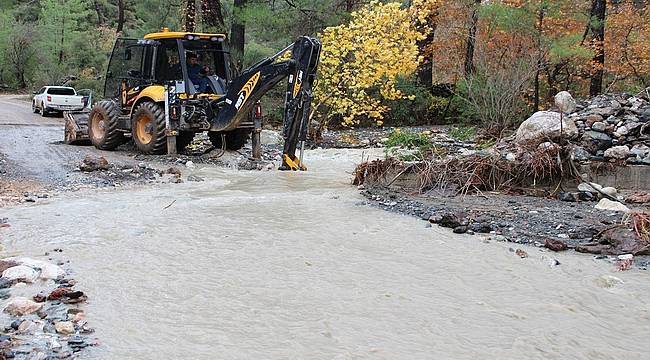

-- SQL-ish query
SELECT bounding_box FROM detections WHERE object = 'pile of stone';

[568,93,650,164]
[0,257,95,358]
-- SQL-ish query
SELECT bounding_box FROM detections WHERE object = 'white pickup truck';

[32,86,88,117]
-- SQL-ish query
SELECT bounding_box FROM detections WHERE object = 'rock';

[558,192,576,202]
[505,152,516,161]
[577,191,597,202]
[591,121,607,132]
[9,258,65,280]
[54,321,75,335]
[581,131,612,153]
[595,198,630,213]
[616,122,641,136]
[79,155,109,172]
[570,146,591,162]
[555,91,577,113]
[2,265,38,283]
[470,223,493,233]
[591,107,616,117]
[185,161,195,169]
[453,226,468,234]
[641,107,650,122]
[626,193,650,204]
[435,212,468,229]
[163,167,182,177]
[47,287,71,300]
[17,319,44,334]
[604,145,630,160]
[515,111,578,145]
[585,114,603,127]
[595,275,624,288]
[545,238,568,251]
[600,187,618,197]
[260,129,282,145]
[515,249,528,258]
[4,297,44,316]
[0,260,18,273]
[630,144,650,158]
[578,182,601,193]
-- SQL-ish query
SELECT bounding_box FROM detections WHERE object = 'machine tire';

[32,101,38,114]
[131,102,167,154]
[40,105,47,117]
[208,129,250,151]
[88,100,125,150]
[176,131,195,152]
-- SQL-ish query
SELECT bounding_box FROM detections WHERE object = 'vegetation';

[0,0,648,136]
[384,129,441,161]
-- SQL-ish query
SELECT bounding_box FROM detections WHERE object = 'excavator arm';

[212,36,321,170]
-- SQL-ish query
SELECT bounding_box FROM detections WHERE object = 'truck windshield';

[47,88,76,95]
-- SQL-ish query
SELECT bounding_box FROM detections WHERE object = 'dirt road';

[0,95,128,183]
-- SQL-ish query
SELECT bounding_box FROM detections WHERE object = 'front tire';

[208,129,251,151]
[88,100,126,150]
[32,101,38,113]
[131,102,167,154]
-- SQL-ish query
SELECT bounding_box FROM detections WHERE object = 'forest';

[0,0,648,134]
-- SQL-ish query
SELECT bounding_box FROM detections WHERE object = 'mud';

[2,95,650,359]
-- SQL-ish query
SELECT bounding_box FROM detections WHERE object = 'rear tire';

[131,102,167,154]
[40,105,47,117]
[208,129,250,151]
[88,100,126,150]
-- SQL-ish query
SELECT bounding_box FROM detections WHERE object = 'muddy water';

[2,149,649,359]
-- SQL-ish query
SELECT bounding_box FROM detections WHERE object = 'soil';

[359,185,650,270]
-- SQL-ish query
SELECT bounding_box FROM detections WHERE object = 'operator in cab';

[186,52,210,93]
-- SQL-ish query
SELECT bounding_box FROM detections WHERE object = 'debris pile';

[568,93,650,164]
[0,257,95,358]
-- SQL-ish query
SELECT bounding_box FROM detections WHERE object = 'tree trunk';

[534,1,545,112]
[116,0,126,33]
[463,0,481,78]
[58,17,65,65]
[416,8,438,89]
[201,0,225,30]
[589,0,606,96]
[185,0,197,32]
[94,1,103,25]
[230,0,247,74]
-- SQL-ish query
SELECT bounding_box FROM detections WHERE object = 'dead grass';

[626,211,650,243]
[354,143,582,195]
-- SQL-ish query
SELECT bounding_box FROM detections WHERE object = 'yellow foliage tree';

[314,1,435,127]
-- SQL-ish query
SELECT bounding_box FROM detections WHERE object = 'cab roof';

[144,30,226,40]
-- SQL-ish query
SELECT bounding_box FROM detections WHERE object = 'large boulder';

[554,91,577,113]
[515,111,578,145]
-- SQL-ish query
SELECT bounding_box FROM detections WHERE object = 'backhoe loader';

[67,28,321,170]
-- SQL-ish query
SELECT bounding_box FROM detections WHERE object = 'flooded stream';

[2,149,649,359]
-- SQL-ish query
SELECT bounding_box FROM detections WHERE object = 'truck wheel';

[32,101,38,114]
[131,102,167,154]
[88,100,126,150]
[176,131,195,152]
[40,105,47,117]
[208,129,250,151]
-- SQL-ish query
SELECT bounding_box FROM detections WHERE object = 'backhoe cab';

[85,29,321,170]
